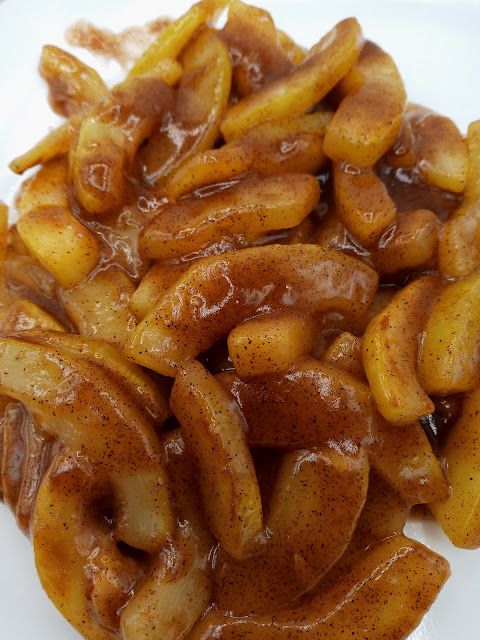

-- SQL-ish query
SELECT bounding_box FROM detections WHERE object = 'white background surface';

[0,1,479,638]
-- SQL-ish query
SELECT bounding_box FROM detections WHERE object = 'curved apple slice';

[214,447,369,614]
[126,244,378,376]
[362,275,442,424]
[191,535,449,640]
[323,41,406,167]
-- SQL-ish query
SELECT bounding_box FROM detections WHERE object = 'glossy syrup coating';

[3,1,480,638]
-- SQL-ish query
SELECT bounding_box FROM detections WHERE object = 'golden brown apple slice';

[126,245,378,376]
[333,162,397,247]
[431,385,480,548]
[190,535,449,640]
[369,418,448,505]
[130,262,189,321]
[362,275,442,424]
[121,430,213,640]
[218,357,375,449]
[321,332,363,377]
[34,453,141,640]
[439,120,480,277]
[165,113,332,199]
[0,336,173,550]
[20,329,169,424]
[220,18,362,141]
[140,28,232,185]
[228,311,316,378]
[171,360,263,559]
[60,266,136,348]
[418,272,480,395]
[214,447,368,614]
[409,106,468,194]
[39,45,108,117]
[140,174,320,260]
[323,41,406,167]
[371,209,440,275]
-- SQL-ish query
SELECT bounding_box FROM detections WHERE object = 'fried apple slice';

[321,331,363,377]
[165,112,332,199]
[40,45,108,117]
[140,28,232,185]
[418,272,480,394]
[60,266,136,347]
[17,205,100,288]
[191,535,449,640]
[362,275,442,424]
[9,116,81,175]
[214,447,368,614]
[0,336,173,550]
[71,77,174,214]
[170,360,263,559]
[323,41,406,167]
[127,0,226,79]
[409,106,468,194]
[1,300,65,333]
[126,245,378,376]
[121,431,213,640]
[219,0,294,97]
[34,454,142,639]
[218,357,375,449]
[19,330,169,425]
[15,159,100,288]
[334,162,397,247]
[439,120,480,277]
[371,209,440,275]
[140,174,320,260]
[369,418,448,505]
[130,262,189,321]
[228,311,316,378]
[431,385,480,548]
[16,158,69,215]
[220,18,362,141]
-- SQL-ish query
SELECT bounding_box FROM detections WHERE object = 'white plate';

[0,1,479,638]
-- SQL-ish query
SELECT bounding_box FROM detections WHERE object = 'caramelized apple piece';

[121,430,213,640]
[218,357,375,449]
[140,28,232,185]
[191,535,449,640]
[219,0,294,97]
[419,272,480,394]
[130,262,189,321]
[409,106,468,194]
[323,41,406,167]
[214,447,368,614]
[126,245,378,376]
[39,45,108,117]
[362,275,442,424]
[221,18,362,141]
[369,418,448,505]
[333,162,397,246]
[1,299,65,333]
[60,266,136,347]
[171,360,263,559]
[371,209,440,275]
[140,174,320,260]
[321,331,363,377]
[431,385,480,548]
[165,113,332,199]
[0,336,173,550]
[127,0,227,79]
[34,453,142,639]
[439,120,480,277]
[228,311,316,378]
[19,329,169,425]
